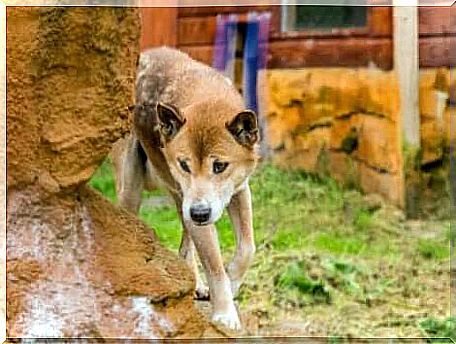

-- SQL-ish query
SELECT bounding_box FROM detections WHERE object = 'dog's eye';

[179,160,191,173]
[213,161,229,174]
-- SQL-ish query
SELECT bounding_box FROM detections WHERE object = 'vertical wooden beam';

[140,3,178,51]
[394,1,419,146]
[393,0,420,217]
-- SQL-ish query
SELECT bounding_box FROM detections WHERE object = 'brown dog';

[111,47,260,330]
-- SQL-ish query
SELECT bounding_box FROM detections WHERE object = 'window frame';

[266,4,393,70]
[271,5,376,39]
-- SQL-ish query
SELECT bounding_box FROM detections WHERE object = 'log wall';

[173,6,455,69]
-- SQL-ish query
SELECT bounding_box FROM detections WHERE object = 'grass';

[89,159,451,338]
[274,261,331,305]
[89,160,408,257]
[419,317,456,342]
[417,239,449,260]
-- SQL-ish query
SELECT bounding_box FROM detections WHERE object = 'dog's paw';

[195,284,210,300]
[211,309,242,331]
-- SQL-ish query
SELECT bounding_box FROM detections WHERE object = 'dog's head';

[149,100,260,226]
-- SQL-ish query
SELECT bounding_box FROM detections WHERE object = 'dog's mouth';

[192,220,211,227]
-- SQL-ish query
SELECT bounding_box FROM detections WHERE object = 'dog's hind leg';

[226,184,256,297]
[187,222,241,330]
[113,135,146,214]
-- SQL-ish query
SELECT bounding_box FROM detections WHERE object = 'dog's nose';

[190,205,211,224]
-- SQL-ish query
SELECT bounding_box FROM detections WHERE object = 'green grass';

[419,317,456,342]
[417,239,449,260]
[313,233,367,255]
[274,261,331,305]
[89,159,450,337]
[89,160,449,261]
[89,160,117,203]
[139,206,182,249]
[90,162,345,254]
[353,208,375,232]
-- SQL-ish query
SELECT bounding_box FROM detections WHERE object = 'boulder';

[260,68,402,205]
[6,7,217,339]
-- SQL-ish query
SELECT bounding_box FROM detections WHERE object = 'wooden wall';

[138,5,456,69]
[140,7,178,49]
[177,6,271,67]
[418,6,456,67]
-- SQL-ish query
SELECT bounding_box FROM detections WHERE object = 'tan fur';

[112,47,260,330]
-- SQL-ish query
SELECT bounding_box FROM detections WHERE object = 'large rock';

[7,187,211,338]
[260,68,403,206]
[6,7,217,339]
[260,67,453,208]
[419,68,452,164]
[7,7,136,190]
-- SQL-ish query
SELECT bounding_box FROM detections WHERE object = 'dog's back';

[136,47,244,112]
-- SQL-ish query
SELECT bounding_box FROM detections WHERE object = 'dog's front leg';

[226,184,256,297]
[178,225,209,299]
[187,222,241,330]
[174,197,210,300]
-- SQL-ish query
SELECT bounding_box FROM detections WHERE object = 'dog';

[111,47,260,330]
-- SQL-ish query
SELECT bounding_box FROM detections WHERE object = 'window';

[281,5,368,33]
[268,5,393,69]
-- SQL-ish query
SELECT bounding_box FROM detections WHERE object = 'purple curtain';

[213,14,239,81]
[213,11,271,113]
[243,12,271,112]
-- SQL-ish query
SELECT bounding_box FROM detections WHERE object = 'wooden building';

[140,5,454,68]
[139,4,455,215]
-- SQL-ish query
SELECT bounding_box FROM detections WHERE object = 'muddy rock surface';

[6,7,217,339]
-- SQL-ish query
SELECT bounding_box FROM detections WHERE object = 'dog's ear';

[156,102,186,141]
[226,110,259,147]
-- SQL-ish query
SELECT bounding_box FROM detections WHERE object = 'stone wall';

[418,68,454,215]
[259,67,453,207]
[6,7,218,339]
[420,68,454,165]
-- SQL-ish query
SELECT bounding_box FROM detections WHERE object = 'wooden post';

[393,0,420,218]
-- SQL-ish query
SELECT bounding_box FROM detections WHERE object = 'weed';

[321,258,362,296]
[420,317,456,342]
[417,239,449,260]
[274,261,331,304]
[353,208,375,231]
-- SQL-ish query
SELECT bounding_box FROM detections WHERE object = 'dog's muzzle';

[190,204,211,225]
